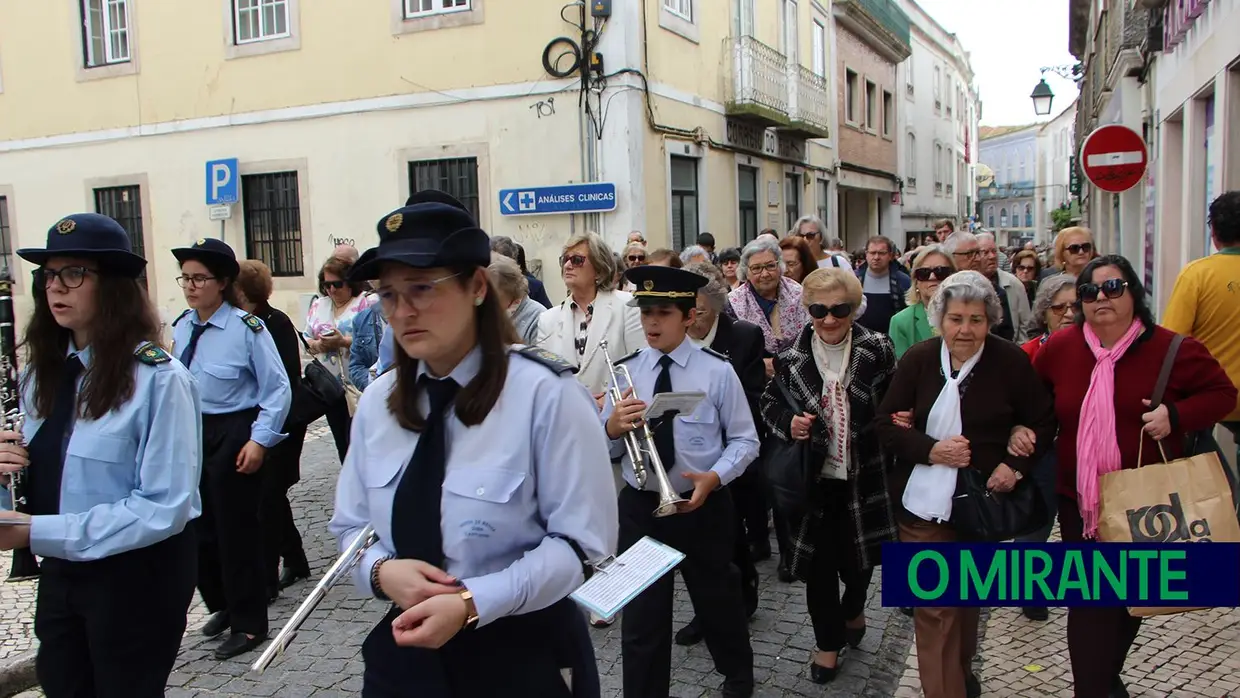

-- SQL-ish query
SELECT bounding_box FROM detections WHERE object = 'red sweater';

[1034,324,1237,500]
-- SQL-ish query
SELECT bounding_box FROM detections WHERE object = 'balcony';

[783,65,830,139]
[833,0,911,62]
[723,36,790,128]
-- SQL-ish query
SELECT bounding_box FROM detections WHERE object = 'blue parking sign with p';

[206,159,239,205]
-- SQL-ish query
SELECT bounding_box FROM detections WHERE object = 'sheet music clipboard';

[569,536,685,621]
[642,391,705,422]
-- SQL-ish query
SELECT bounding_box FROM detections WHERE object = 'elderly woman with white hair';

[875,271,1056,698]
[487,254,542,345]
[679,244,711,266]
[727,238,813,373]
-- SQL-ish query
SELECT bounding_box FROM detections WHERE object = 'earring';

[474,297,483,307]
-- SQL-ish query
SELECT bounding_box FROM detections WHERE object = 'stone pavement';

[1,422,1237,696]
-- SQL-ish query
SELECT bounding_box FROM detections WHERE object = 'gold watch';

[459,588,480,630]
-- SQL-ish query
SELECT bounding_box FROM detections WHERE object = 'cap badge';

[196,238,207,246]
[56,219,76,235]
[385,213,404,233]
[643,280,654,291]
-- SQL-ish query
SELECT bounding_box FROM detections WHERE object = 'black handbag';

[766,376,819,524]
[951,467,1048,542]
[287,334,345,427]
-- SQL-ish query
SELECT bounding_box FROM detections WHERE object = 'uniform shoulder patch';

[701,346,729,362]
[172,309,193,327]
[135,342,171,365]
[514,346,577,376]
[241,313,265,333]
[614,349,643,365]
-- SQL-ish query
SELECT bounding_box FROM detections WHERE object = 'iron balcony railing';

[788,65,830,137]
[723,35,789,123]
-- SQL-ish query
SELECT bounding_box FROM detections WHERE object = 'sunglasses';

[808,302,853,320]
[1079,279,1128,303]
[1016,264,1038,272]
[627,255,646,263]
[799,231,821,240]
[913,266,953,282]
[322,280,347,290]
[1066,242,1094,255]
[561,254,587,268]
[1048,302,1073,315]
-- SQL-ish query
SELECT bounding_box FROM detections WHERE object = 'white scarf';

[901,340,985,522]
[811,329,852,480]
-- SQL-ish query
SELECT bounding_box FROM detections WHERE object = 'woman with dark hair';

[235,259,312,595]
[1032,255,1236,697]
[328,194,617,697]
[172,238,292,660]
[779,236,817,284]
[305,255,374,462]
[719,247,742,289]
[0,214,200,697]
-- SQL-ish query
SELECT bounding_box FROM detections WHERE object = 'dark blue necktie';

[391,376,460,566]
[25,356,84,516]
[179,323,209,367]
[653,355,676,472]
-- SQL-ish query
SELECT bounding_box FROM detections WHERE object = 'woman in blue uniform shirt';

[0,213,201,697]
[328,193,618,698]
[171,238,292,660]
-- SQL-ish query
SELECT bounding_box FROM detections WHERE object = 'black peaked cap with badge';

[350,190,489,281]
[17,213,147,278]
[624,265,707,308]
[171,237,241,280]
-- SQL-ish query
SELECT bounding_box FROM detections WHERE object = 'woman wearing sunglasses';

[1047,226,1098,282]
[888,245,956,359]
[758,268,897,685]
[1031,255,1236,698]
[304,255,374,462]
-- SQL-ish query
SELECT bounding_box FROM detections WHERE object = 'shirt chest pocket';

[64,433,139,495]
[200,362,244,401]
[442,468,528,543]
[675,403,720,453]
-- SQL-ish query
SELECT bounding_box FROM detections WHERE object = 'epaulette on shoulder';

[614,348,642,365]
[514,346,577,376]
[172,309,193,327]
[701,346,729,362]
[135,342,171,366]
[240,313,265,333]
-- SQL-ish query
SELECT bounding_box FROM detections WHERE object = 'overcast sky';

[912,0,1081,126]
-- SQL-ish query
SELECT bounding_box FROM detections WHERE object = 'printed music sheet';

[570,536,685,621]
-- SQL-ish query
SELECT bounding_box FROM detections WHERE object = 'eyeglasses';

[807,302,853,319]
[748,262,780,276]
[953,249,981,259]
[39,265,97,289]
[1078,279,1128,303]
[376,273,461,313]
[913,266,953,282]
[1017,264,1038,273]
[176,274,217,289]
[627,255,646,263]
[322,280,347,290]
[561,254,587,268]
[1066,242,1094,255]
[979,248,998,258]
[1048,302,1074,315]
[799,231,821,240]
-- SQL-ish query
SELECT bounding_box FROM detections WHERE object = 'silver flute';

[251,525,378,673]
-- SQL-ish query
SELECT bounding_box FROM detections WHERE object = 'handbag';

[287,333,345,427]
[950,467,1048,542]
[765,376,818,524]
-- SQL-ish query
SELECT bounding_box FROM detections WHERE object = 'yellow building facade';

[0,0,841,320]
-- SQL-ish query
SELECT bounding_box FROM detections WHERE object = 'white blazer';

[536,289,647,394]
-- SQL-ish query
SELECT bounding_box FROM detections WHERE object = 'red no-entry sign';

[1080,125,1148,193]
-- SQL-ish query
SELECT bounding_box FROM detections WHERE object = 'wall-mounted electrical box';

[591,0,612,18]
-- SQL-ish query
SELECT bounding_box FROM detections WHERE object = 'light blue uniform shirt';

[2,342,203,562]
[329,345,618,628]
[377,324,395,375]
[171,303,291,448]
[600,338,760,489]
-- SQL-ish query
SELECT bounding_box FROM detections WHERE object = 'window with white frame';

[906,133,917,189]
[782,0,798,66]
[845,69,858,124]
[734,0,754,36]
[932,65,941,112]
[664,0,692,21]
[811,20,825,77]
[945,148,954,193]
[82,0,131,67]
[405,0,470,18]
[865,80,877,131]
[934,143,943,193]
[235,0,290,44]
[882,90,893,137]
[905,53,915,97]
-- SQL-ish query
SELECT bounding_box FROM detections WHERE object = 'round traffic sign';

[1080,125,1148,194]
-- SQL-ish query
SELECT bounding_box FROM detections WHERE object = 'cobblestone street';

[2,423,1238,696]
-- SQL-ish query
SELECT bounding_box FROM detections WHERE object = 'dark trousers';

[1059,496,1142,698]
[1015,448,1059,544]
[261,422,309,593]
[757,441,794,558]
[731,455,769,549]
[196,409,268,636]
[325,395,351,463]
[35,530,196,698]
[362,598,597,698]
[806,481,874,653]
[619,487,754,698]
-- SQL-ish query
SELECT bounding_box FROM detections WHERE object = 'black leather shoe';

[1023,606,1049,621]
[749,539,772,562]
[202,611,230,638]
[965,671,982,698]
[844,623,866,648]
[213,632,267,660]
[1110,677,1130,698]
[721,678,754,697]
[809,648,845,684]
[279,565,311,590]
[674,617,703,646]
[900,606,914,617]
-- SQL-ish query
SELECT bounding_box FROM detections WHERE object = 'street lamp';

[1030,65,1081,117]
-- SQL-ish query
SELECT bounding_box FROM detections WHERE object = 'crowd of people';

[0,189,1237,698]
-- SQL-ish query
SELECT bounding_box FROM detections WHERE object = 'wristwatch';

[459,587,480,630]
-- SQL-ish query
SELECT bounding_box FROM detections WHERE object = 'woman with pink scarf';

[728,238,814,376]
[1034,255,1236,698]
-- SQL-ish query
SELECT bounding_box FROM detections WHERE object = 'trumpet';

[252,526,378,673]
[599,339,686,518]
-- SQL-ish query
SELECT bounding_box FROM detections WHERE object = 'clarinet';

[0,276,37,582]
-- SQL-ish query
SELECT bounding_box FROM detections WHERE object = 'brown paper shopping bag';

[1096,438,1240,617]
